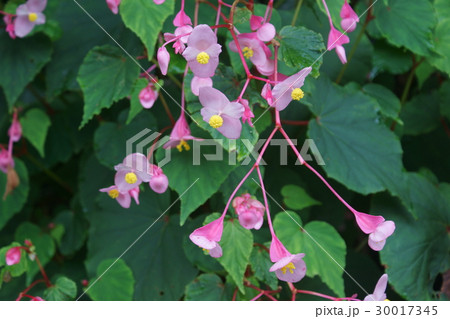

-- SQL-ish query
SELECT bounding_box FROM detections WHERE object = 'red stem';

[16,279,46,301]
[280,120,309,126]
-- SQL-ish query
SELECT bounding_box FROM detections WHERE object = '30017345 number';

[376,306,438,316]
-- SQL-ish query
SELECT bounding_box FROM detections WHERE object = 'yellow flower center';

[28,13,38,22]
[384,299,390,301]
[202,248,210,254]
[108,189,119,199]
[125,172,138,184]
[209,115,223,128]
[196,51,210,64]
[176,140,190,152]
[281,262,296,275]
[243,46,254,59]
[291,88,304,101]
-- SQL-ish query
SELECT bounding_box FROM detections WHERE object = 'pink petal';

[250,15,264,31]
[187,24,217,51]
[222,101,244,119]
[6,247,21,266]
[14,15,35,38]
[106,0,120,14]
[114,170,142,193]
[174,25,193,43]
[364,274,388,301]
[189,217,224,247]
[273,255,307,283]
[116,192,131,208]
[173,9,192,27]
[256,58,275,76]
[34,12,45,25]
[209,244,222,258]
[327,27,349,50]
[139,85,158,109]
[198,87,229,113]
[27,0,47,13]
[353,212,385,234]
[16,4,29,16]
[187,57,219,78]
[368,237,386,251]
[341,18,357,33]
[217,116,242,139]
[153,0,166,4]
[149,174,169,194]
[257,23,276,42]
[129,187,140,205]
[269,235,291,262]
[191,76,213,96]
[99,185,117,193]
[335,45,347,64]
[157,47,170,75]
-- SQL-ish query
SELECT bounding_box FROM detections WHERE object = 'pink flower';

[189,217,224,258]
[199,87,244,139]
[364,274,388,301]
[139,84,158,109]
[153,0,166,4]
[340,0,359,32]
[240,99,254,126]
[8,113,22,142]
[114,153,152,193]
[327,26,350,64]
[249,15,276,42]
[232,193,264,229]
[106,0,121,14]
[31,296,44,301]
[99,185,139,208]
[148,164,169,194]
[3,15,16,39]
[190,76,213,96]
[353,212,395,251]
[229,33,270,68]
[6,247,21,266]
[261,83,273,105]
[157,47,170,75]
[163,113,200,151]
[14,0,47,38]
[255,58,275,76]
[164,25,193,54]
[173,9,192,27]
[182,24,222,78]
[0,149,13,174]
[269,235,306,283]
[271,67,312,111]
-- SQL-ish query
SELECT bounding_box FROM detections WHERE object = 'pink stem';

[263,0,274,22]
[219,0,233,8]
[229,28,252,77]
[181,64,189,110]
[250,75,275,84]
[250,291,264,301]
[238,78,250,100]
[321,0,334,27]
[214,2,222,35]
[162,32,192,47]
[256,165,275,237]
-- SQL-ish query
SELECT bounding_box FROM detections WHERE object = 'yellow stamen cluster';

[243,46,254,59]
[291,88,304,101]
[209,115,223,128]
[28,13,38,22]
[176,140,191,152]
[125,172,138,184]
[196,51,210,64]
[108,189,119,199]
[281,262,296,275]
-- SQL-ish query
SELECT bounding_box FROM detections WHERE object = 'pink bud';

[8,115,22,143]
[250,15,264,31]
[139,85,158,109]
[106,0,121,15]
[24,239,32,247]
[153,0,166,4]
[340,0,359,33]
[173,10,192,27]
[261,83,273,106]
[335,45,347,64]
[0,149,13,174]
[81,279,89,287]
[129,187,140,205]
[150,174,168,194]
[157,47,170,75]
[3,15,16,39]
[5,247,21,266]
[191,76,213,96]
[240,99,254,126]
[256,23,276,42]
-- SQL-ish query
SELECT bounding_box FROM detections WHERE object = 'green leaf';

[440,81,450,121]
[155,146,237,225]
[250,245,278,290]
[428,0,450,76]
[400,91,440,136]
[281,184,321,211]
[120,0,175,59]
[278,26,325,78]
[77,45,140,127]
[373,0,435,56]
[273,211,346,297]
[304,76,403,195]
[53,210,88,256]
[86,193,198,300]
[373,184,449,300]
[86,259,134,301]
[185,274,232,301]
[0,33,52,109]
[315,0,344,28]
[15,222,55,284]
[44,277,77,301]
[217,219,253,293]
[126,78,148,124]
[362,83,401,120]
[0,243,28,278]
[372,40,412,75]
[20,108,51,157]
[0,159,29,231]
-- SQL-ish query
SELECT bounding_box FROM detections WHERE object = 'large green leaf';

[14,222,55,285]
[120,0,175,59]
[155,146,237,225]
[428,0,450,76]
[53,210,88,256]
[185,274,232,301]
[278,26,325,78]
[440,81,450,121]
[77,45,140,127]
[20,108,51,157]
[362,83,401,120]
[400,91,440,136]
[273,211,346,297]
[373,180,450,300]
[0,33,52,109]
[372,40,413,75]
[44,276,77,301]
[217,218,253,293]
[87,259,134,301]
[304,76,403,195]
[373,0,435,56]
[281,184,321,211]
[86,193,198,300]
[250,245,278,290]
[0,159,29,231]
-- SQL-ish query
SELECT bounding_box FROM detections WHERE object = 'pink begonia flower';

[139,84,158,109]
[240,99,254,126]
[3,15,16,39]
[114,153,152,193]
[232,193,265,230]
[269,235,306,283]
[99,185,139,209]
[148,164,168,194]
[189,216,224,258]
[249,15,276,42]
[164,25,193,54]
[199,87,244,139]
[153,0,166,4]
[157,47,170,75]
[364,274,388,301]
[0,149,13,174]
[182,24,222,78]
[256,58,275,76]
[229,33,270,69]
[173,9,192,27]
[271,67,312,111]
[163,113,200,151]
[353,212,395,251]
[8,113,22,142]
[14,0,47,38]
[106,0,121,14]
[327,26,350,64]
[340,0,359,33]
[261,83,273,106]
[190,76,213,96]
[6,247,21,266]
